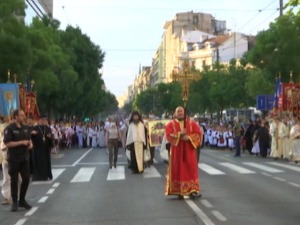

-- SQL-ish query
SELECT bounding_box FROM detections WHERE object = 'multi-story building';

[161,11,226,83]
[179,32,249,71]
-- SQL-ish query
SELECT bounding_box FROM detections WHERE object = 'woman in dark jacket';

[255,121,271,158]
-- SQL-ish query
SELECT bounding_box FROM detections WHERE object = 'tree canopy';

[0,0,118,119]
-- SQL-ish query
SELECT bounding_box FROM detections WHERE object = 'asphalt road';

[1,147,300,225]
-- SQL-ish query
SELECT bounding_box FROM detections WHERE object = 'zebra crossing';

[1,161,300,187]
[199,161,300,175]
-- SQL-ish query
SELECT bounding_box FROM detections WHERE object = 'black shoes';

[11,202,18,212]
[190,192,202,200]
[19,200,32,210]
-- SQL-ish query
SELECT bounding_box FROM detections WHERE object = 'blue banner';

[0,83,19,116]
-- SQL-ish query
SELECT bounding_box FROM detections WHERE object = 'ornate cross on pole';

[172,60,202,125]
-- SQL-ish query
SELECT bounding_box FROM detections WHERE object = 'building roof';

[181,30,216,43]
[207,35,231,45]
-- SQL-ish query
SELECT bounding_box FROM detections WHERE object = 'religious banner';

[24,92,40,119]
[148,120,170,147]
[0,83,19,116]
[278,83,300,118]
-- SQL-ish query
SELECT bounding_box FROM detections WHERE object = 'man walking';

[4,109,33,212]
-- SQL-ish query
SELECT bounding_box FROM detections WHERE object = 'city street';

[1,147,300,225]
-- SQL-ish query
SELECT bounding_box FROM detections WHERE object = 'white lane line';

[185,199,215,225]
[288,182,300,188]
[52,165,74,168]
[211,210,228,222]
[143,166,161,178]
[31,168,65,185]
[107,166,125,181]
[268,162,300,172]
[15,218,27,225]
[72,148,93,166]
[71,167,96,183]
[25,206,38,216]
[0,179,2,187]
[78,162,128,165]
[52,182,60,188]
[38,196,48,203]
[199,163,225,175]
[201,199,213,208]
[261,172,272,177]
[273,177,286,182]
[153,158,159,164]
[219,163,255,174]
[243,162,283,173]
[47,188,56,195]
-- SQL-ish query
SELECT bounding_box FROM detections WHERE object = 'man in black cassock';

[31,117,53,181]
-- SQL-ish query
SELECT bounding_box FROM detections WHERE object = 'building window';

[193,16,198,25]
[202,60,206,67]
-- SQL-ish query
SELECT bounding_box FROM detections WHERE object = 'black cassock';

[31,125,53,181]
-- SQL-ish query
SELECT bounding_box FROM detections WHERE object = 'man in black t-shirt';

[4,109,33,212]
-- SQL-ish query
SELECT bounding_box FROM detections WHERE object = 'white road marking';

[78,162,128,165]
[219,163,255,174]
[199,163,225,175]
[211,210,228,222]
[107,166,125,181]
[201,199,213,208]
[268,162,300,172]
[243,162,283,173]
[52,182,60,188]
[143,166,161,178]
[153,158,159,164]
[52,165,74,168]
[38,196,48,203]
[288,182,300,188]
[0,179,2,187]
[72,148,93,166]
[25,206,38,216]
[273,177,286,182]
[71,167,96,183]
[47,188,56,195]
[185,199,215,225]
[15,218,27,225]
[261,172,272,177]
[31,168,65,185]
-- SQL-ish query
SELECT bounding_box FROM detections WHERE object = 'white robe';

[290,125,300,161]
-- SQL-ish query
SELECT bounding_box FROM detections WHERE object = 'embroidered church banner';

[0,83,19,116]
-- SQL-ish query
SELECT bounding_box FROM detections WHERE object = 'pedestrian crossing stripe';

[143,166,161,178]
[31,168,66,185]
[71,167,96,183]
[107,166,125,181]
[199,163,225,175]
[267,162,300,172]
[243,162,283,173]
[219,163,255,174]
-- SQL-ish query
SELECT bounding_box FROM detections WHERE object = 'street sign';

[256,95,274,111]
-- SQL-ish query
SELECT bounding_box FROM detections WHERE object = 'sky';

[26,0,287,98]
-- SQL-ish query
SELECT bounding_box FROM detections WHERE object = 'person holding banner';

[165,106,202,199]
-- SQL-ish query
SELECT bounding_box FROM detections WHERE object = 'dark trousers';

[234,136,241,156]
[108,139,119,167]
[8,160,30,202]
[196,146,201,163]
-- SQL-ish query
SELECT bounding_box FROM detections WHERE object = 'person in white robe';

[270,117,282,159]
[279,119,290,159]
[97,121,106,148]
[91,125,98,148]
[289,120,300,163]
[0,120,11,205]
[126,111,147,174]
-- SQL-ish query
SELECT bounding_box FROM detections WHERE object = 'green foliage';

[0,1,118,119]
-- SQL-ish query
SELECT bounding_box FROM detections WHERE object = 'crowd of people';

[1,107,300,212]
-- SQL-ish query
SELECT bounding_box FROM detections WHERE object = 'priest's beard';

[177,117,184,121]
[133,119,139,125]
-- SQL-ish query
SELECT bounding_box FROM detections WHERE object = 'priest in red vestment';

[165,106,202,199]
